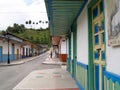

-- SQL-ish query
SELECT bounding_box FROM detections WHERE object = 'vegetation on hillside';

[1,23,51,46]
[17,29,50,45]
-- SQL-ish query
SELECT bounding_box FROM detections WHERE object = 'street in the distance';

[0,52,60,90]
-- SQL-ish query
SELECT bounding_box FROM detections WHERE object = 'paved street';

[0,53,60,90]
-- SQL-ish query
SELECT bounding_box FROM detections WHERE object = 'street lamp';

[3,32,10,64]
[7,36,10,64]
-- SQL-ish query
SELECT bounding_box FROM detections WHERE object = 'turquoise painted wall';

[0,54,18,63]
[67,58,71,72]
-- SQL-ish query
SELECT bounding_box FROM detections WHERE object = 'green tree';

[35,37,40,44]
[30,36,34,41]
[6,23,25,33]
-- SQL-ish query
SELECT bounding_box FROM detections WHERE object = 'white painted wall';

[15,44,21,54]
[0,40,12,54]
[104,0,120,75]
[23,45,30,56]
[0,40,21,55]
[77,4,88,65]
[66,38,69,57]
[60,37,67,54]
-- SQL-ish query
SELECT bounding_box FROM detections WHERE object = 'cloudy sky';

[0,0,48,30]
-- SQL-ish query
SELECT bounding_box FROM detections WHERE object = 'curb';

[0,55,42,67]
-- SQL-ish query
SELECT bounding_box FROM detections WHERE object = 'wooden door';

[92,0,106,90]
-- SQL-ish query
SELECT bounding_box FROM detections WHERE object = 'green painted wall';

[76,64,88,90]
[104,77,120,90]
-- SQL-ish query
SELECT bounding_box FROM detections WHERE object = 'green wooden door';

[92,0,106,90]
[73,22,77,78]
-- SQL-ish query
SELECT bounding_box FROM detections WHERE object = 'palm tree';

[42,21,44,24]
[25,21,28,24]
[39,20,42,29]
[39,20,42,23]
[33,22,35,29]
[45,21,49,28]
[36,22,38,25]
[45,21,48,24]
[28,20,32,29]
[25,21,29,28]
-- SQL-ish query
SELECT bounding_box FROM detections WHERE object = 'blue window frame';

[94,23,99,34]
[95,65,99,90]
[95,35,99,44]
[93,6,98,18]
[94,51,99,59]
[102,51,105,60]
[102,67,105,90]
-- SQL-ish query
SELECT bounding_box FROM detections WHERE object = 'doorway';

[88,0,106,90]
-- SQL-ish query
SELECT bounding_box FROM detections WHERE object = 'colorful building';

[0,32,41,63]
[45,0,120,90]
[0,33,24,62]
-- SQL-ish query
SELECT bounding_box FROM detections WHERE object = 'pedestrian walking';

[50,50,52,58]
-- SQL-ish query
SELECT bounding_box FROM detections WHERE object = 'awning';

[45,0,88,36]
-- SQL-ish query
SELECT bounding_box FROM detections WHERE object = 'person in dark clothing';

[50,51,52,58]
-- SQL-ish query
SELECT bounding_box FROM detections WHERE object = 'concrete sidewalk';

[42,54,67,70]
[13,68,79,90]
[0,55,41,66]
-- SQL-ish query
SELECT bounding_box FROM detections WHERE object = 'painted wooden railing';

[76,62,88,90]
[104,71,120,90]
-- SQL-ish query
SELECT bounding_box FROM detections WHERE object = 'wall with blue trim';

[76,61,88,90]
[104,0,120,77]
[104,71,120,90]
[0,54,18,63]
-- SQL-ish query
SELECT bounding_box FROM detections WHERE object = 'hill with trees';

[1,23,51,47]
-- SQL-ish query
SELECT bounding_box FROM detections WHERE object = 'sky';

[0,0,48,30]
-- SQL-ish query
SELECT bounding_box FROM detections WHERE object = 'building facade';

[0,34,24,62]
[45,0,120,90]
[0,32,41,63]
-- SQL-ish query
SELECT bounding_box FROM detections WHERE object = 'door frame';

[17,49,19,59]
[88,0,106,90]
[68,33,71,72]
[12,43,15,60]
[72,21,77,78]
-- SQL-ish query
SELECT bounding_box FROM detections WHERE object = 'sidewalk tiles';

[13,68,79,90]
